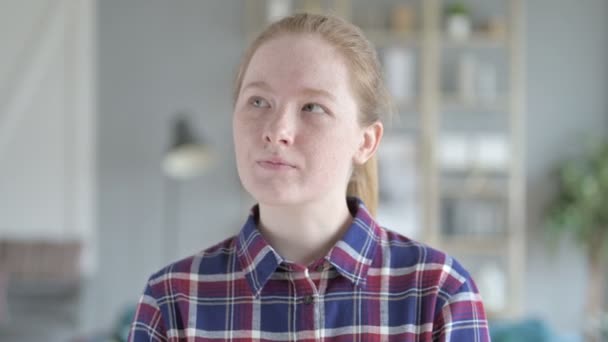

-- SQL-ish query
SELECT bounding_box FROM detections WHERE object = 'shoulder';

[130,236,241,338]
[145,235,239,293]
[374,226,474,294]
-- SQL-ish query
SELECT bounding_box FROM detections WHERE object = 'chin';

[250,189,303,207]
[242,182,303,207]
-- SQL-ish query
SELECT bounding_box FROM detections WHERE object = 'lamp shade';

[162,116,212,180]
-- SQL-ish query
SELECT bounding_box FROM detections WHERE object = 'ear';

[353,121,383,165]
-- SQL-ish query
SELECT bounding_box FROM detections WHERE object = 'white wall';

[90,0,245,332]
[0,0,96,272]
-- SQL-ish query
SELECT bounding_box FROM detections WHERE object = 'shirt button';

[303,295,314,305]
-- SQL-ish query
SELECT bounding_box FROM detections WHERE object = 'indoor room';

[0,0,606,341]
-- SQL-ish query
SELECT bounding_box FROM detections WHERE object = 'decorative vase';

[447,14,472,40]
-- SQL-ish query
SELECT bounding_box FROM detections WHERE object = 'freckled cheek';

[233,121,252,159]
[234,118,262,143]
[305,135,355,173]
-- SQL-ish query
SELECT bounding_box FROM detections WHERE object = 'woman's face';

[233,34,370,207]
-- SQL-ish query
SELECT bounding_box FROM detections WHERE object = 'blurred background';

[0,0,607,341]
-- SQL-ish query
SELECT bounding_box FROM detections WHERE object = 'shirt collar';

[236,197,381,296]
[325,197,380,288]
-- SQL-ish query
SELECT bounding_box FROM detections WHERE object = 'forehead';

[242,34,352,94]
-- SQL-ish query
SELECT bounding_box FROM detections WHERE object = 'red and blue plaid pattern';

[129,198,490,341]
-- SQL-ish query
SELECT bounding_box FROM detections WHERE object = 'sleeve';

[432,276,491,342]
[128,280,168,342]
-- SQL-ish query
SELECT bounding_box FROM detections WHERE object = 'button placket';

[295,267,318,331]
[302,268,316,305]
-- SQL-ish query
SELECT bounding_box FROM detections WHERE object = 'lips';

[256,157,296,170]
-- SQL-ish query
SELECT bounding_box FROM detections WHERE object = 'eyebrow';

[241,81,273,93]
[241,81,337,102]
[301,87,336,102]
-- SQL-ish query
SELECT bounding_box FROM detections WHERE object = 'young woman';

[130,13,490,341]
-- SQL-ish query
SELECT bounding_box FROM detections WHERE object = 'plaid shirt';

[130,198,490,341]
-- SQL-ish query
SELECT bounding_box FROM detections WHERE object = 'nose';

[263,108,295,146]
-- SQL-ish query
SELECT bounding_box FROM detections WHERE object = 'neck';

[258,196,353,266]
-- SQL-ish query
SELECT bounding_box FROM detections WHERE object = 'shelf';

[439,235,509,256]
[440,184,508,202]
[441,32,507,49]
[440,184,507,199]
[440,168,509,181]
[365,30,421,47]
[441,94,509,112]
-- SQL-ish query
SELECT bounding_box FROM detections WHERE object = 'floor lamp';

[161,114,212,262]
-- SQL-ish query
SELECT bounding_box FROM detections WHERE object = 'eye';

[302,103,326,114]
[249,96,270,108]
